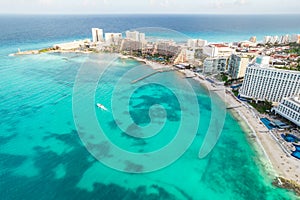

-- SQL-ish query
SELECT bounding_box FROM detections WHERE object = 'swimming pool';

[292,151,300,160]
[281,134,300,143]
[260,118,275,130]
[294,144,300,151]
[291,144,300,160]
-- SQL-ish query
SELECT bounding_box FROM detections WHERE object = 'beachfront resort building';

[154,40,181,57]
[125,31,146,42]
[239,62,300,102]
[174,49,195,64]
[203,44,234,58]
[203,57,228,74]
[228,54,251,79]
[273,96,300,127]
[92,28,104,43]
[105,33,122,45]
[120,39,145,52]
[187,39,208,49]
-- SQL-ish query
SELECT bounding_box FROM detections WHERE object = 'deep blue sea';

[1,15,300,200]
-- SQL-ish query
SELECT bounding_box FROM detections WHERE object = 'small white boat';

[96,103,108,111]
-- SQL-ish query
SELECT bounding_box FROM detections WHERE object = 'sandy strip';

[129,56,300,184]
[192,75,300,185]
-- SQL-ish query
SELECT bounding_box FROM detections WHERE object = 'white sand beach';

[129,56,300,185]
[192,75,300,185]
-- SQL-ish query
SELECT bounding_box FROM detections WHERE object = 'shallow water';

[1,15,300,200]
[0,52,297,199]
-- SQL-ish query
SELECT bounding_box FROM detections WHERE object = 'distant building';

[175,49,195,63]
[197,39,208,47]
[120,39,144,52]
[154,40,180,57]
[249,36,257,43]
[187,39,208,49]
[139,33,146,42]
[203,57,228,74]
[264,36,272,44]
[228,54,250,79]
[240,64,300,102]
[239,40,257,48]
[270,35,279,44]
[125,31,146,42]
[203,44,234,58]
[273,96,300,127]
[291,34,300,43]
[187,39,197,49]
[105,33,122,45]
[279,35,290,44]
[92,28,104,43]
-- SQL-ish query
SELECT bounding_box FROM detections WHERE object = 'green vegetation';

[215,73,228,82]
[288,43,300,54]
[221,74,228,82]
[38,47,57,54]
[232,90,239,97]
[249,100,273,114]
[38,48,50,53]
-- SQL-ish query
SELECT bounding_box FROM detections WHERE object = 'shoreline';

[132,56,300,196]
[192,74,300,196]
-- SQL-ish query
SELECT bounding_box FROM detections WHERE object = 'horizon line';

[1,13,300,16]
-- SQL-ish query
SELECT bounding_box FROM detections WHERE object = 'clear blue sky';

[1,0,300,14]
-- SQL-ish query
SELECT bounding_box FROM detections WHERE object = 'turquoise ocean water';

[1,15,300,200]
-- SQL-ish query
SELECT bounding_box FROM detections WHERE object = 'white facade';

[203,57,228,74]
[270,35,279,44]
[280,35,290,44]
[92,28,104,43]
[105,33,122,45]
[203,44,234,58]
[197,39,208,47]
[273,96,300,127]
[264,36,271,44]
[125,31,146,42]
[139,33,146,42]
[240,65,300,102]
[187,39,208,49]
[228,54,250,79]
[126,31,139,41]
[187,39,197,49]
[291,34,300,43]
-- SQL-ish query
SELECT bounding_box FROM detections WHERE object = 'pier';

[131,67,176,84]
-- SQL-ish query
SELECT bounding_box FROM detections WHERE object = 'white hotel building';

[92,28,104,43]
[239,64,300,103]
[273,96,300,127]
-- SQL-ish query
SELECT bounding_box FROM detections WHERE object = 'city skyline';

[2,0,300,15]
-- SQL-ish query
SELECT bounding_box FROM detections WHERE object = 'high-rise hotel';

[239,56,300,103]
[273,96,300,126]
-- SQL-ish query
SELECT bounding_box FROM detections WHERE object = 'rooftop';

[210,43,228,48]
